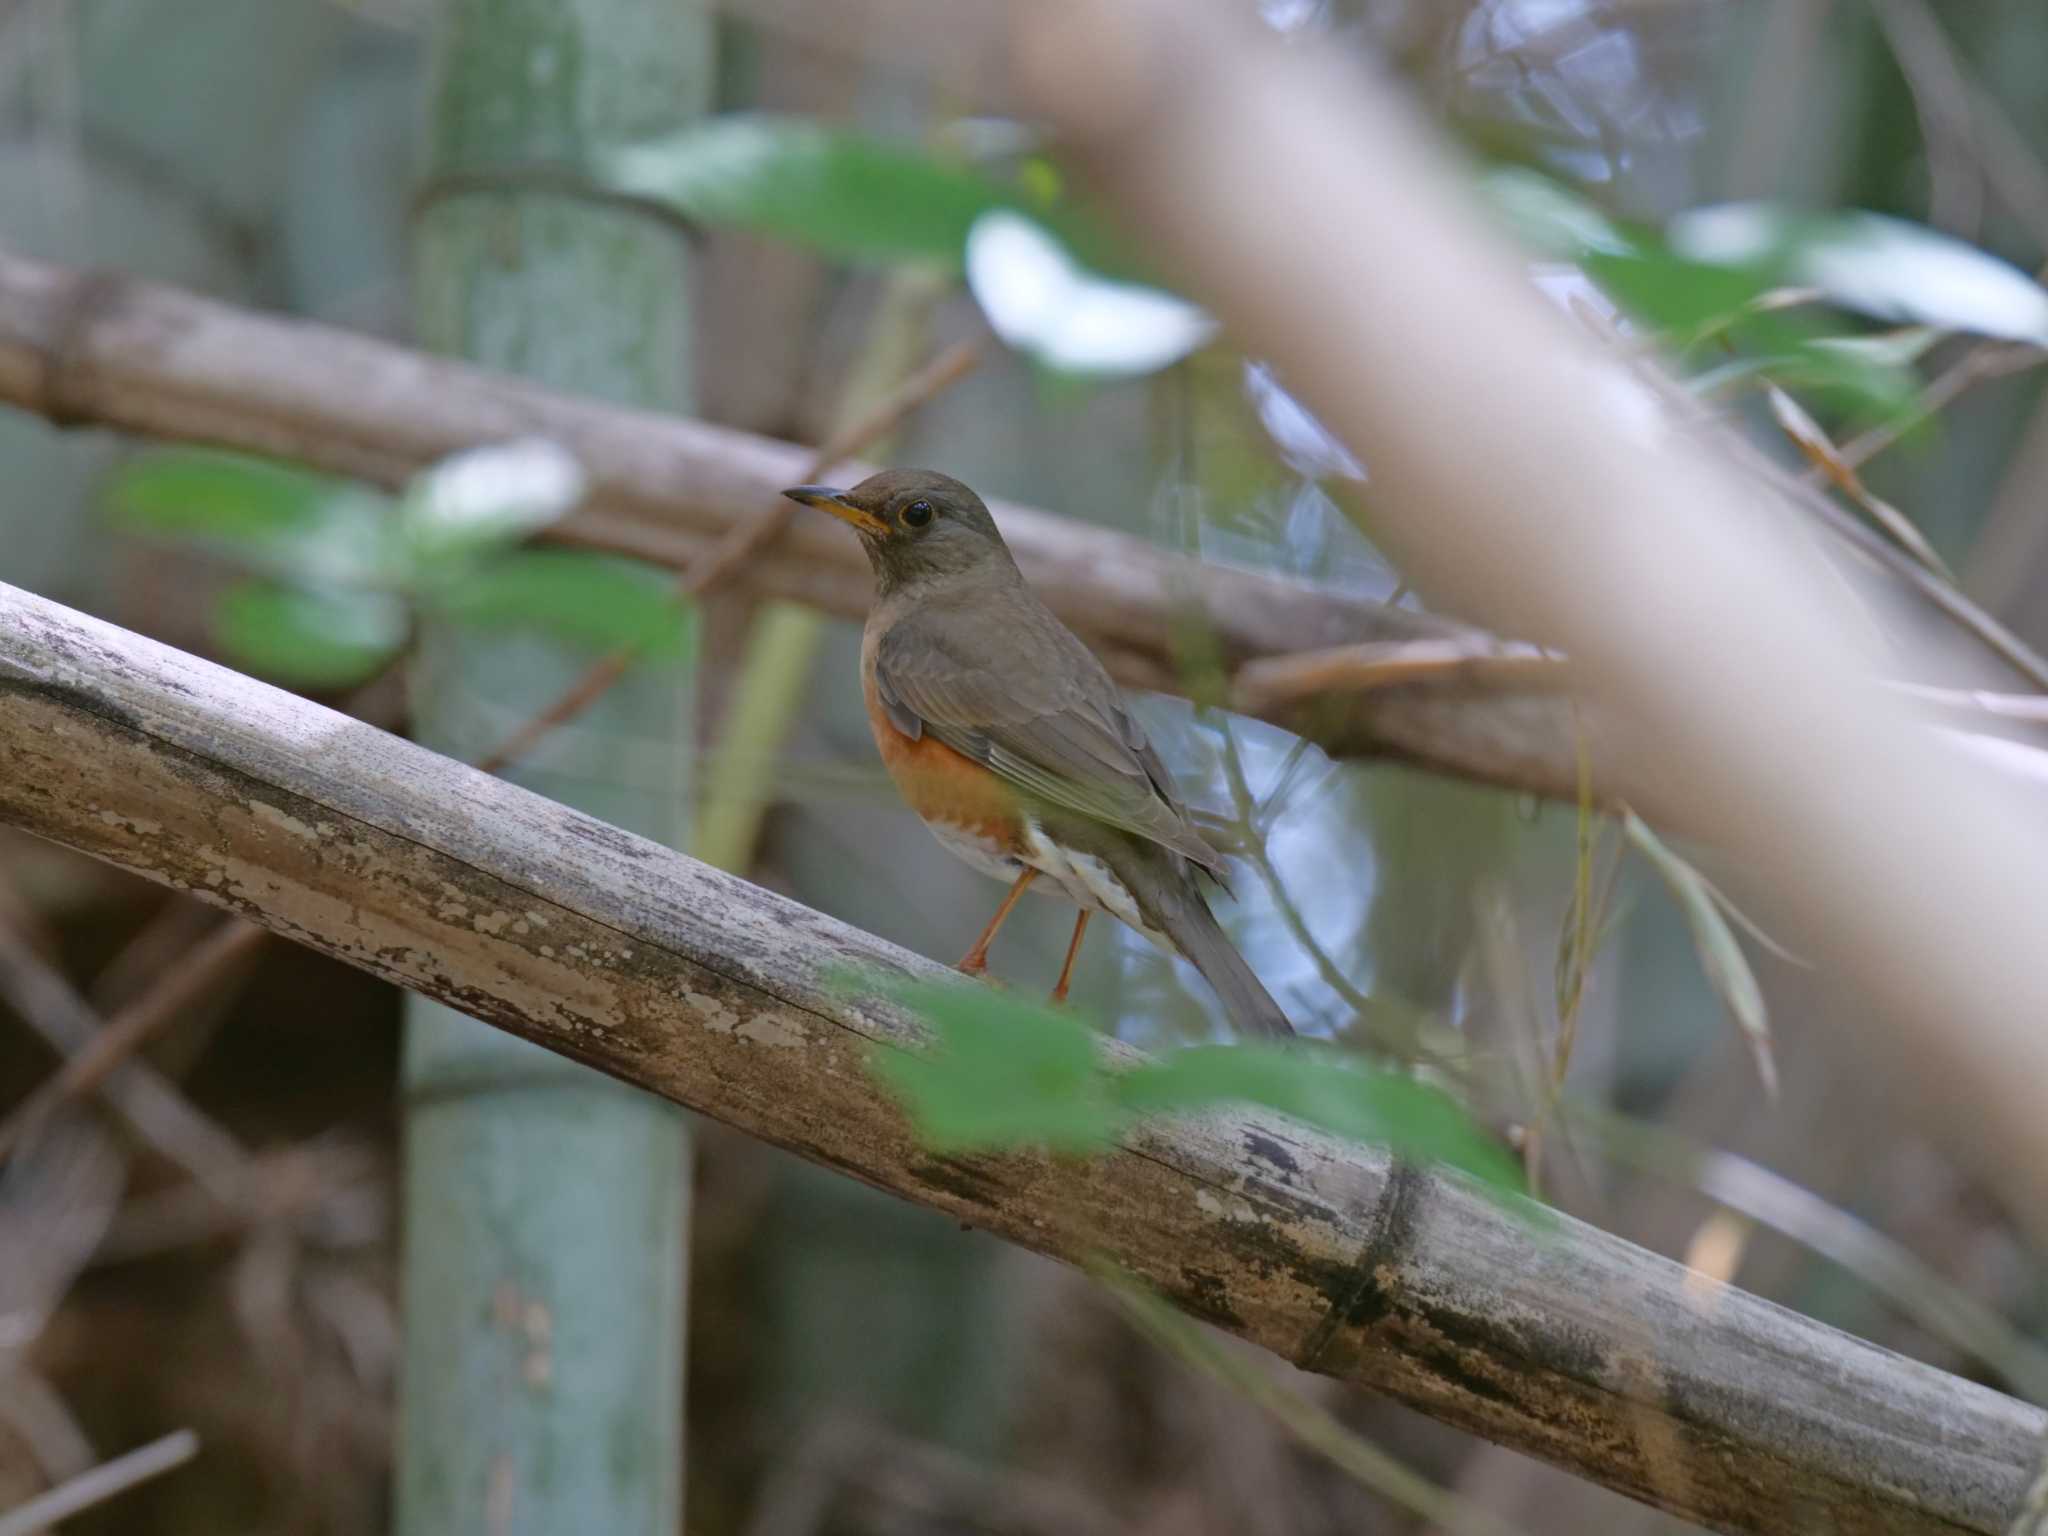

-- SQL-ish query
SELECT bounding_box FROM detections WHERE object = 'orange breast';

[862,646,1023,850]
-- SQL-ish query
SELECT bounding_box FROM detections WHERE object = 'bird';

[783,469,1292,1038]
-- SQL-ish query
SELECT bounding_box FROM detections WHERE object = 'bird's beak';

[781,485,890,537]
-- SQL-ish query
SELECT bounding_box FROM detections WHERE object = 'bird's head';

[783,469,1015,593]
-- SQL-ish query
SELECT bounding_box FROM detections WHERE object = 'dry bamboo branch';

[0,250,1629,810]
[0,581,2039,1536]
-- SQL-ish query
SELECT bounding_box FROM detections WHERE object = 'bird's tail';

[1161,889,1294,1038]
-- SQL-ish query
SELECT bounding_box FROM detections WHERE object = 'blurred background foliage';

[5,0,2048,1532]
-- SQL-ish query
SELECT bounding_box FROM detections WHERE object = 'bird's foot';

[955,955,1007,989]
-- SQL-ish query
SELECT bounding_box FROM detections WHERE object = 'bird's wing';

[874,601,1226,876]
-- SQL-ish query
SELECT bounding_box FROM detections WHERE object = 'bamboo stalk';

[1,579,2039,1536]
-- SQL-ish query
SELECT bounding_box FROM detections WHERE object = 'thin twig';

[0,920,263,1161]
[1835,342,2048,473]
[1214,720,1376,1025]
[1765,383,1951,577]
[478,338,982,776]
[0,1429,199,1536]
[0,910,252,1193]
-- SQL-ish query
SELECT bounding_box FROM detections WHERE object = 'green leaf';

[865,977,1122,1154]
[108,449,398,586]
[1583,246,1785,341]
[426,550,690,656]
[601,112,1139,278]
[852,970,1522,1198]
[1116,1045,1525,1194]
[212,580,408,689]
[400,438,588,571]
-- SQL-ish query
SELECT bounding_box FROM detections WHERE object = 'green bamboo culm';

[399,2,711,1532]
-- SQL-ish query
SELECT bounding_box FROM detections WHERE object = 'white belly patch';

[1020,823,1168,947]
[923,818,1172,950]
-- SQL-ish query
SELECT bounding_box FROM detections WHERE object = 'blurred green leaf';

[1117,1045,1524,1194]
[866,978,1121,1154]
[400,438,588,572]
[213,580,408,688]
[1583,246,1784,341]
[856,972,1522,1199]
[109,449,398,586]
[426,549,690,656]
[602,112,1138,278]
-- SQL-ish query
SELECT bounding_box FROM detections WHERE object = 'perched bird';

[784,469,1292,1037]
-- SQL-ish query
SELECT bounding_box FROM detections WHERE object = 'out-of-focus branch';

[1012,0,2048,1243]
[0,249,1636,811]
[0,1429,199,1536]
[1,579,2040,1536]
[0,910,249,1192]
[0,919,262,1161]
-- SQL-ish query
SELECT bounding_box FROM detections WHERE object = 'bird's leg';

[957,868,1036,977]
[1050,909,1091,1004]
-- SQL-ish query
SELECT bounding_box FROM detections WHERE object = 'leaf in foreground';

[859,973,1522,1199]
[1116,1044,1523,1194]
[864,978,1121,1153]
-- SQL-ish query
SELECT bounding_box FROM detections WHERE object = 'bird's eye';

[902,499,934,528]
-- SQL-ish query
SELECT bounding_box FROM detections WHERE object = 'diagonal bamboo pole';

[0,580,2039,1536]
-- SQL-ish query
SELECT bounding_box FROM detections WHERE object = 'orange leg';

[958,868,1036,976]
[1051,910,1092,1004]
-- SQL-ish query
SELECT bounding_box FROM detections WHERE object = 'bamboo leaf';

[1116,1044,1525,1194]
[864,978,1122,1154]
[857,973,1523,1198]
[1623,810,1778,1099]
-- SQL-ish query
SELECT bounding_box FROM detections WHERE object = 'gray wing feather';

[875,602,1224,875]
